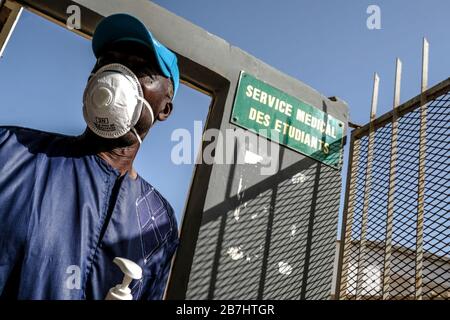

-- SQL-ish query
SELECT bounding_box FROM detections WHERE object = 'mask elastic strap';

[131,97,154,145]
[131,127,143,145]
[137,97,155,125]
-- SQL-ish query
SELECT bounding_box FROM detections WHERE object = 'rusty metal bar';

[382,58,402,299]
[348,121,362,129]
[355,73,379,300]
[415,37,429,300]
[0,1,23,58]
[337,132,360,300]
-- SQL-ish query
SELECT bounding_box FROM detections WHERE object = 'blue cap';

[92,13,179,98]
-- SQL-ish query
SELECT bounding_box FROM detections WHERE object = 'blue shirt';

[0,126,179,300]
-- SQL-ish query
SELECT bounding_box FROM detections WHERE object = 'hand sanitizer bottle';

[105,257,143,300]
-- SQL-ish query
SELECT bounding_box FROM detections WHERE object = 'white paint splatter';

[245,251,262,263]
[233,174,245,221]
[237,175,244,194]
[234,208,241,221]
[290,224,297,237]
[251,203,273,220]
[252,205,270,220]
[234,202,248,221]
[291,172,307,184]
[244,150,264,165]
[227,247,244,260]
[278,261,293,275]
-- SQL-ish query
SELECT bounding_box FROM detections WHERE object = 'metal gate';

[336,73,450,300]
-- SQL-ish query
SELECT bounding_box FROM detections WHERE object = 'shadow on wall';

[185,137,343,300]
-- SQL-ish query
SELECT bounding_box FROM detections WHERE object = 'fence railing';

[336,76,450,300]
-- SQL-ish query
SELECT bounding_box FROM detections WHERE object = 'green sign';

[231,71,345,169]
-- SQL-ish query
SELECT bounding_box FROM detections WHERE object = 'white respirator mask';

[82,63,154,144]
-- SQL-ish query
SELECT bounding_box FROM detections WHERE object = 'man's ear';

[157,101,173,121]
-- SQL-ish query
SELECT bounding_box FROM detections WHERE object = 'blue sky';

[0,1,448,232]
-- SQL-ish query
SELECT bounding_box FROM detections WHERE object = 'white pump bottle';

[105,257,143,300]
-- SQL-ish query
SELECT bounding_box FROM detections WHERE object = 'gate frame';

[4,0,349,299]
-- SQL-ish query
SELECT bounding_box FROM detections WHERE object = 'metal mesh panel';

[338,81,450,300]
[422,92,450,299]
[186,159,341,300]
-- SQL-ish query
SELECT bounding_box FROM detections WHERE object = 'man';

[0,13,179,300]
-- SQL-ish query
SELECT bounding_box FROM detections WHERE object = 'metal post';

[382,58,402,300]
[338,134,360,299]
[355,73,379,300]
[416,37,429,300]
